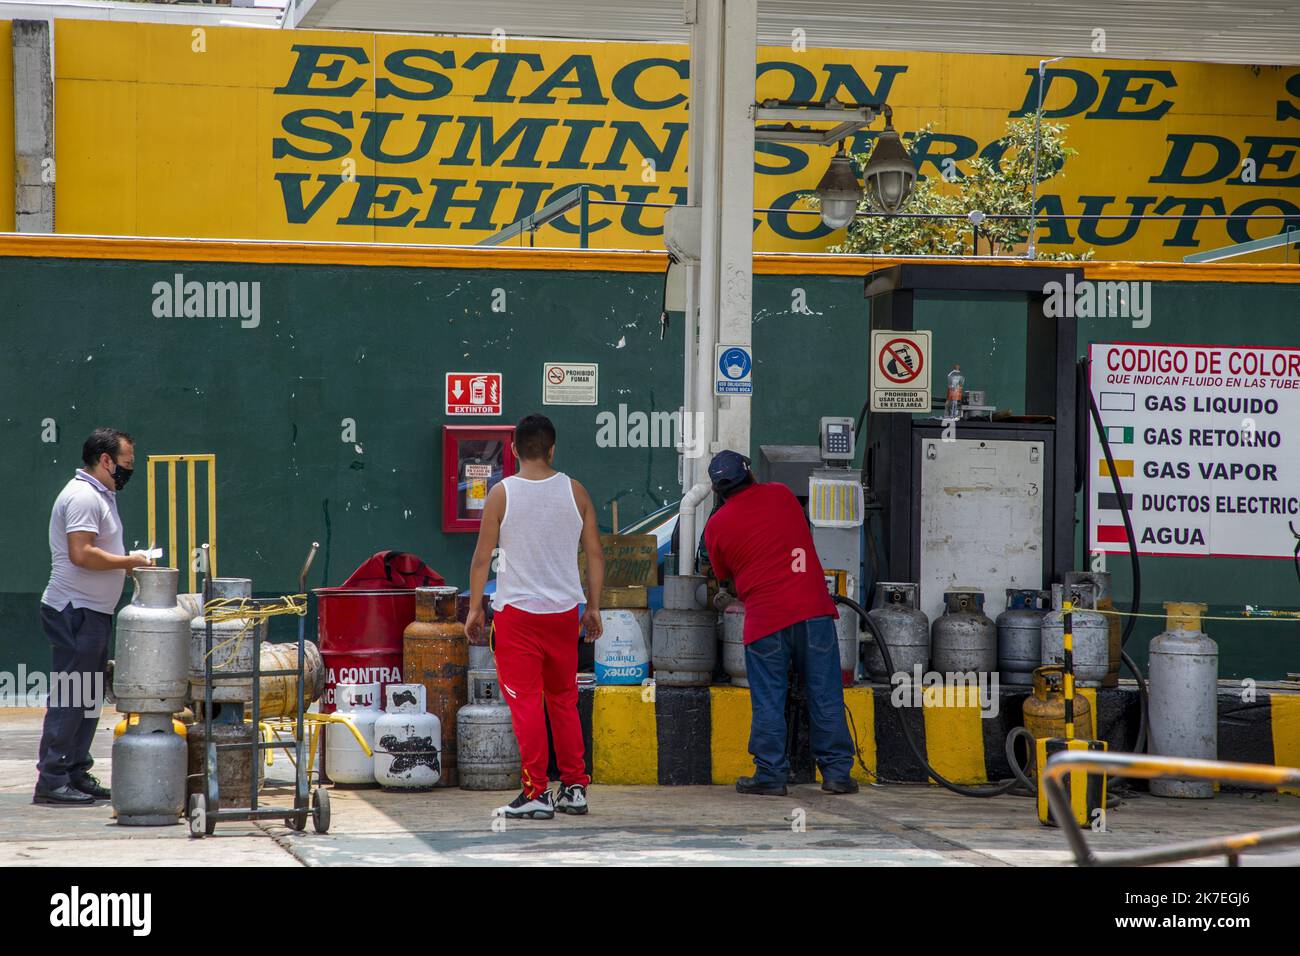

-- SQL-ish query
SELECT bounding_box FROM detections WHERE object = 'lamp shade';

[814,149,863,230]
[863,124,917,214]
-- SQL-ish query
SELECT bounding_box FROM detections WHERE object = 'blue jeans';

[744,616,854,785]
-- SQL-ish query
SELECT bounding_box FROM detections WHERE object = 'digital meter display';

[819,416,855,462]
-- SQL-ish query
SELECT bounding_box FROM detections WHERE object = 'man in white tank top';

[467,414,605,819]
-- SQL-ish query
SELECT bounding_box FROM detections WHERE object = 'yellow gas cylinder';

[1022,665,1092,743]
[114,713,187,738]
[1028,610,1107,828]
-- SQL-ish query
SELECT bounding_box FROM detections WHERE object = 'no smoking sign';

[871,330,932,412]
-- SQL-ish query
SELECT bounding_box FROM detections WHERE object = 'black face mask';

[109,460,133,491]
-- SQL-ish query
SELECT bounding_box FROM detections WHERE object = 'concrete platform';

[3,709,1298,867]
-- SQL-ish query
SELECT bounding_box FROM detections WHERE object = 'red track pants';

[492,604,590,798]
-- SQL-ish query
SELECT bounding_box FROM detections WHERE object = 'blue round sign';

[718,347,751,380]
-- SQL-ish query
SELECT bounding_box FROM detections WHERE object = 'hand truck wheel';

[312,787,331,834]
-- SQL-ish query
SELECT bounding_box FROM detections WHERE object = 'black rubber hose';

[1083,358,1140,651]
[833,593,1020,798]
[1004,726,1039,794]
[1006,724,1123,808]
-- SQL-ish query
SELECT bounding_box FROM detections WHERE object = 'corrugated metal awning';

[299,0,1300,66]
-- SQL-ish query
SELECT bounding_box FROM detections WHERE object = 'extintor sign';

[871,330,931,412]
[446,372,502,416]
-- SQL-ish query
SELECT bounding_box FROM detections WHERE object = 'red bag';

[337,551,444,590]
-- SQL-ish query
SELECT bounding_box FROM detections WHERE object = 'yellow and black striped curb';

[550,684,1300,792]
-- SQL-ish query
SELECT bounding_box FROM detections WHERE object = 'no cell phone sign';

[871,330,932,412]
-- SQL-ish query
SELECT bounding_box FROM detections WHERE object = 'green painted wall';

[0,256,871,679]
[1,254,1296,683]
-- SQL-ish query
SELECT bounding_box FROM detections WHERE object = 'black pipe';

[1081,357,1150,753]
[833,593,1020,798]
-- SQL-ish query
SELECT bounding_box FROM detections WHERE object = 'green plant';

[816,117,1093,260]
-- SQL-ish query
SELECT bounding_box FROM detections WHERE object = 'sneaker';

[735,775,788,797]
[70,773,111,800]
[496,788,555,820]
[556,783,589,815]
[821,777,860,794]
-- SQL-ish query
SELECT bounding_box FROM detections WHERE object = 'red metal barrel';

[314,588,416,713]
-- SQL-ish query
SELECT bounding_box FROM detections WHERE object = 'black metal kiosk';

[864,263,1083,622]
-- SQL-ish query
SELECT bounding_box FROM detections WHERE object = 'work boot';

[496,788,555,820]
[735,775,788,796]
[70,773,111,800]
[555,783,589,815]
[33,784,95,806]
[821,777,860,794]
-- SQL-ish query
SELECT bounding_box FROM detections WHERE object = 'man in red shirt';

[703,450,857,796]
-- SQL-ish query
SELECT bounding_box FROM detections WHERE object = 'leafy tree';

[818,117,1092,259]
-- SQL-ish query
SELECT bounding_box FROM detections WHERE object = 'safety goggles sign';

[871,330,931,412]
[446,372,502,416]
[1087,342,1300,558]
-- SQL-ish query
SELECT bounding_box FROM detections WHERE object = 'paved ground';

[3,710,1297,866]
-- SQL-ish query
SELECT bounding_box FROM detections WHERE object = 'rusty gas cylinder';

[402,586,468,786]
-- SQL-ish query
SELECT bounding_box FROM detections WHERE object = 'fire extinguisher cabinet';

[442,425,517,532]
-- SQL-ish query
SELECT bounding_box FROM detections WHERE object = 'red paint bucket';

[314,588,416,713]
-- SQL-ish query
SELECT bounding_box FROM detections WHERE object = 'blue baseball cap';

[708,450,752,495]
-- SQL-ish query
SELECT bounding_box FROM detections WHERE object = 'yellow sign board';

[12,21,1299,260]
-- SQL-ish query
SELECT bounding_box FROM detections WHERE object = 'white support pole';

[692,0,723,475]
[680,0,705,501]
[713,0,756,458]
[678,0,755,566]
[682,0,725,564]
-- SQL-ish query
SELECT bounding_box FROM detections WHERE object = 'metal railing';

[1043,750,1300,867]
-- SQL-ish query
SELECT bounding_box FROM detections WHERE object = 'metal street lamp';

[862,117,917,214]
[752,99,916,228]
[814,143,862,229]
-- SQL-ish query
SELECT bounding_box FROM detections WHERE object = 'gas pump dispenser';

[864,263,1082,623]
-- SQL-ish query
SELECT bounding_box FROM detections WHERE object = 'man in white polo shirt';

[35,427,152,806]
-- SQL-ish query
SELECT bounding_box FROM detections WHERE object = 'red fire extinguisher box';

[442,425,517,532]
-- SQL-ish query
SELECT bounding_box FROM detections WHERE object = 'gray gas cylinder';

[1040,581,1109,687]
[997,588,1049,686]
[835,603,860,685]
[112,713,186,826]
[114,567,191,714]
[865,583,930,682]
[651,574,717,686]
[931,590,997,676]
[468,643,495,672]
[189,577,265,703]
[1148,602,1218,799]
[457,670,521,791]
[1064,570,1122,687]
[720,603,747,687]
